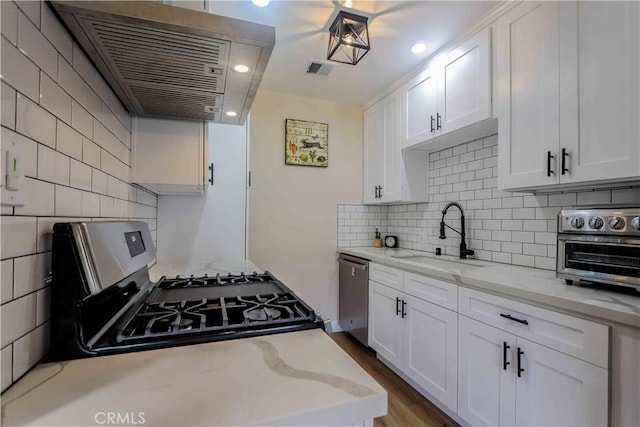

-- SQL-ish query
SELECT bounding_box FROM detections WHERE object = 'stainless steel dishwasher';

[338,253,369,346]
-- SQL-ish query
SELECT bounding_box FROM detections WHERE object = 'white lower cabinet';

[367,263,610,427]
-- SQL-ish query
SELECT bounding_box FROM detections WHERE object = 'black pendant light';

[327,11,370,65]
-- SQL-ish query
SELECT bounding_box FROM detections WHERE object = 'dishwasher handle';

[339,259,368,271]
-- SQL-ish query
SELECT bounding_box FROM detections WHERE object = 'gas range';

[49,222,323,361]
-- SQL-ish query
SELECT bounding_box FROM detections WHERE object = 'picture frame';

[285,119,329,167]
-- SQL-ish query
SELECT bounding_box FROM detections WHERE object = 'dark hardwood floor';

[330,332,459,427]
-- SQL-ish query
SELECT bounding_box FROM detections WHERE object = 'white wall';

[157,122,247,263]
[0,0,157,392]
[248,91,363,323]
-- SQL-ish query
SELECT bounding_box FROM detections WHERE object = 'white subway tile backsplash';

[14,177,54,216]
[71,101,93,138]
[55,185,82,216]
[83,138,101,168]
[611,188,640,204]
[92,169,108,195]
[36,217,58,252]
[18,12,57,79]
[1,344,12,392]
[15,1,40,30]
[0,293,36,348]
[1,216,37,259]
[548,192,577,207]
[72,43,94,85]
[3,128,37,178]
[70,159,92,191]
[36,287,51,326]
[56,120,83,160]
[37,144,70,185]
[39,72,71,123]
[12,323,48,380]
[1,1,19,45]
[1,81,17,129]
[57,57,84,104]
[16,93,56,147]
[40,2,72,61]
[84,86,102,118]
[1,259,14,304]
[13,253,50,298]
[1,38,40,102]
[576,190,611,206]
[81,191,100,217]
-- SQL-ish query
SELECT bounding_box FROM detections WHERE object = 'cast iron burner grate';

[116,292,312,343]
[157,272,273,288]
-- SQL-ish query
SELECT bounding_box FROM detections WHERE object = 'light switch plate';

[1,137,25,207]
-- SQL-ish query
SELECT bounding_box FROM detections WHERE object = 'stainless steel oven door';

[557,234,640,288]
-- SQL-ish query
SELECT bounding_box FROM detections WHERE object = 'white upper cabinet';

[497,1,640,191]
[437,27,492,135]
[133,117,208,195]
[558,1,640,184]
[401,27,493,151]
[496,2,560,190]
[364,91,428,205]
[401,65,439,148]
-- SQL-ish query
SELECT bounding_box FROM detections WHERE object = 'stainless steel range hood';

[50,1,275,124]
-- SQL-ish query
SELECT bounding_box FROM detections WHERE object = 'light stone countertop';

[339,247,640,327]
[0,329,387,427]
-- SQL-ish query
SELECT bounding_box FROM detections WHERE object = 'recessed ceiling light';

[233,64,250,73]
[411,43,427,54]
[252,0,269,7]
[225,111,238,117]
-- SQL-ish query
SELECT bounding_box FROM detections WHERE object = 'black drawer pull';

[547,151,554,177]
[517,347,525,377]
[396,297,401,316]
[503,342,511,371]
[401,300,407,318]
[500,313,529,325]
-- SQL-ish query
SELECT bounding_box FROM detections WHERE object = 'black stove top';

[50,221,323,362]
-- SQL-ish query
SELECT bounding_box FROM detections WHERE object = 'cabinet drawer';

[459,287,609,368]
[403,272,457,311]
[370,263,403,290]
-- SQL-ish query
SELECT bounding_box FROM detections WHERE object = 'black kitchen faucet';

[439,201,475,259]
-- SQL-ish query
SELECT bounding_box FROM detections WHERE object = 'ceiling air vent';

[306,61,334,76]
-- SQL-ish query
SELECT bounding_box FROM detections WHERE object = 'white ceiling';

[208,1,500,106]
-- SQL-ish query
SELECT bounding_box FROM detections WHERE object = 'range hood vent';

[50,1,275,124]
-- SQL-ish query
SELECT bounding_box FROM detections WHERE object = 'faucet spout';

[440,202,475,259]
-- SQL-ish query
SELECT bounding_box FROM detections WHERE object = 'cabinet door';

[380,92,402,203]
[401,65,438,147]
[437,27,492,135]
[496,2,560,190]
[458,315,516,427]
[403,295,457,409]
[515,337,609,427]
[368,281,403,368]
[363,102,384,204]
[559,1,640,183]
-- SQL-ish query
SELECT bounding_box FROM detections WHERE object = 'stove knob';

[608,216,625,230]
[570,217,585,229]
[588,216,604,230]
[632,217,640,230]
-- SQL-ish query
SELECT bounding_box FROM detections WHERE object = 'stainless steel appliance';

[50,221,323,361]
[338,254,369,346]
[557,207,640,289]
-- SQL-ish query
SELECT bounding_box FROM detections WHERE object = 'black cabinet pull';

[436,113,442,130]
[208,163,214,186]
[401,300,407,318]
[547,151,554,177]
[395,297,401,316]
[561,148,569,175]
[503,342,511,371]
[430,115,435,133]
[500,313,529,325]
[374,186,378,199]
[517,347,525,377]
[379,185,383,198]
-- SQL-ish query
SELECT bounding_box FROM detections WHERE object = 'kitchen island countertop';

[1,329,387,426]
[339,247,640,327]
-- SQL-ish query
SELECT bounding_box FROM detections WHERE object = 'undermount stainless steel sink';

[393,254,487,267]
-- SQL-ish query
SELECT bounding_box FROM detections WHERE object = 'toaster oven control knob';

[608,216,625,230]
[588,216,604,229]
[631,217,640,230]
[570,217,585,229]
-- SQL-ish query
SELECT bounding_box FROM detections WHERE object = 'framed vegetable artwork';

[285,119,328,167]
